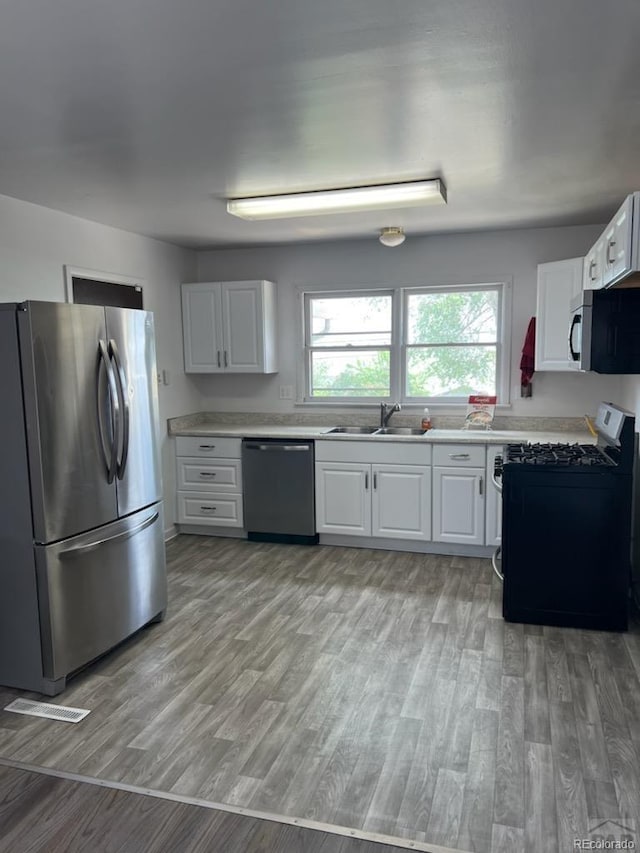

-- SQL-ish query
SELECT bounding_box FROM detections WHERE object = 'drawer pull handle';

[200,505,217,512]
[450,453,470,460]
[199,444,216,450]
[199,472,217,477]
[479,475,484,496]
[589,259,596,280]
[607,239,616,265]
[217,350,221,368]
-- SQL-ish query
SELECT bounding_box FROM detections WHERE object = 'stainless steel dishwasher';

[242,439,318,544]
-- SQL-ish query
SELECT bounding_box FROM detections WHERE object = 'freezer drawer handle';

[244,443,311,451]
[58,511,159,558]
[109,339,130,480]
[97,340,120,484]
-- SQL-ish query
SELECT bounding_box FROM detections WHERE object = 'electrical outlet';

[279,384,293,400]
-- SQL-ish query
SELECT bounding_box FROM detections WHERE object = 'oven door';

[568,292,592,371]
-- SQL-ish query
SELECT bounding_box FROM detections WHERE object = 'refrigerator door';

[105,307,162,518]
[35,504,167,682]
[19,302,118,544]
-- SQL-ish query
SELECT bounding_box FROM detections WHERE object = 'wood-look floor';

[1,535,639,853]
[0,764,404,853]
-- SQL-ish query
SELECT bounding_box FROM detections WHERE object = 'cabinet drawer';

[432,444,486,467]
[177,491,243,527]
[177,458,241,492]
[175,436,242,459]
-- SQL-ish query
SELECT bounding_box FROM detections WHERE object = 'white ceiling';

[1,0,639,249]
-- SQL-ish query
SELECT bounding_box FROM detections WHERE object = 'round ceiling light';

[379,227,406,247]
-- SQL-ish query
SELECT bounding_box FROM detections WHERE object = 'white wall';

[620,377,640,426]
[196,224,624,419]
[0,192,198,534]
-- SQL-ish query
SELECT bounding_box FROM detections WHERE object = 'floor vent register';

[4,699,91,723]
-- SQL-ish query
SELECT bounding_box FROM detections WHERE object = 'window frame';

[303,288,396,401]
[300,281,510,406]
[401,283,504,405]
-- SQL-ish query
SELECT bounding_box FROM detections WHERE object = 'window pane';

[310,295,392,347]
[406,346,496,397]
[311,350,390,397]
[407,290,498,344]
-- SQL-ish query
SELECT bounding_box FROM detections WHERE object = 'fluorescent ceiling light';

[226,179,447,220]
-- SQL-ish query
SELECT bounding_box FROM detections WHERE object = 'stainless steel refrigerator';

[0,301,167,696]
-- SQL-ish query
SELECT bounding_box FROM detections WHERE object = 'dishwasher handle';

[243,442,311,452]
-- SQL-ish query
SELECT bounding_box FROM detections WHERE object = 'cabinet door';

[583,235,605,290]
[315,462,370,536]
[182,283,224,373]
[603,195,634,286]
[485,447,504,546]
[433,467,485,545]
[372,464,431,540]
[221,282,264,372]
[534,258,583,371]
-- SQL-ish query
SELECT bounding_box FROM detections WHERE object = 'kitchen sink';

[374,427,427,436]
[326,426,379,434]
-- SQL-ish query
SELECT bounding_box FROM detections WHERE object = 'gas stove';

[498,402,636,632]
[505,442,615,468]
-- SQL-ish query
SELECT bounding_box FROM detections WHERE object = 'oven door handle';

[568,314,581,361]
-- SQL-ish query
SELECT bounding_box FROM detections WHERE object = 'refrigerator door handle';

[58,511,159,557]
[97,340,120,484]
[109,339,130,480]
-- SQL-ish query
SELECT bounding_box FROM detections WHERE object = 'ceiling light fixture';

[226,179,446,220]
[379,227,406,247]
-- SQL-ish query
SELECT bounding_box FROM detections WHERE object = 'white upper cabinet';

[535,258,583,371]
[182,280,278,374]
[583,234,606,290]
[583,192,640,289]
[602,194,634,285]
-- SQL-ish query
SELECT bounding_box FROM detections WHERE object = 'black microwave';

[569,287,640,373]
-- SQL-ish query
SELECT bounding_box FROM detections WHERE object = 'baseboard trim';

[177,524,247,539]
[0,757,469,853]
[164,524,179,543]
[319,534,493,558]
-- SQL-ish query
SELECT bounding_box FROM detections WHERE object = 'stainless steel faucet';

[380,401,401,428]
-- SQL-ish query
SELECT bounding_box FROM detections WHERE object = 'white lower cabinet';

[431,444,486,547]
[315,441,432,542]
[432,467,485,545]
[372,465,431,540]
[315,462,371,536]
[176,436,244,529]
[315,461,431,540]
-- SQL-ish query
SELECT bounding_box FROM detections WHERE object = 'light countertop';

[169,422,594,446]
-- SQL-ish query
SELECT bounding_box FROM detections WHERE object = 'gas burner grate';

[505,442,614,467]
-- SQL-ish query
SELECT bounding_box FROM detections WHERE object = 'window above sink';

[302,282,510,407]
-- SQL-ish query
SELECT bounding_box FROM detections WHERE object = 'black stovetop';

[505,442,615,468]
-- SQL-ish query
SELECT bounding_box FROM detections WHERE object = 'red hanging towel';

[520,316,536,397]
